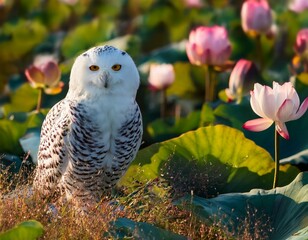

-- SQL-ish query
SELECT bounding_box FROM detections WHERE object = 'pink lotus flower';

[60,0,78,5]
[294,28,308,59]
[243,82,308,140]
[186,26,232,66]
[184,0,204,8]
[225,59,254,103]
[241,0,272,36]
[25,59,63,95]
[0,0,6,7]
[148,64,175,90]
[289,0,308,13]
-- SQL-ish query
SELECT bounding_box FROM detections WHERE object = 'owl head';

[68,45,140,98]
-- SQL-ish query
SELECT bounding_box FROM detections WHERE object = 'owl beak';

[99,71,110,89]
[104,79,109,88]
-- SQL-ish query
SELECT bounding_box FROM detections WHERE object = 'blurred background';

[0,0,307,171]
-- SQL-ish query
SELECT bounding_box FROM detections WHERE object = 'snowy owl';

[33,45,143,205]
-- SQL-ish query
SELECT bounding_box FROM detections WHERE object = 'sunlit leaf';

[2,83,39,116]
[177,172,308,240]
[297,73,308,85]
[0,220,44,240]
[0,20,47,62]
[167,62,204,99]
[120,125,298,196]
[199,103,215,126]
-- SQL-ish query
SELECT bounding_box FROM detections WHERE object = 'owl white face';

[68,45,140,98]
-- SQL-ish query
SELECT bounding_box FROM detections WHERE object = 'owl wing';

[106,102,143,186]
[34,100,70,196]
[34,100,109,198]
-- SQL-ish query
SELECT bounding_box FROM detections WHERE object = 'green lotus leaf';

[177,172,308,240]
[0,220,44,240]
[0,20,47,62]
[0,111,45,155]
[147,110,200,142]
[109,218,187,240]
[280,150,308,167]
[102,35,141,60]
[40,0,71,30]
[61,18,115,59]
[19,127,41,165]
[166,62,204,99]
[2,84,38,116]
[119,125,299,196]
[297,73,308,85]
[0,119,27,155]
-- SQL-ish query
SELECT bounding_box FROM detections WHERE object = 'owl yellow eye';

[111,64,122,71]
[89,65,100,71]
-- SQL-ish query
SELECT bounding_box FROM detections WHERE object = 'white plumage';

[33,45,143,205]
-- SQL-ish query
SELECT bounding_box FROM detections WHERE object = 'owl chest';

[85,98,130,150]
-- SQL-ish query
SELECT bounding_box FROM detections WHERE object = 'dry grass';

[0,161,270,240]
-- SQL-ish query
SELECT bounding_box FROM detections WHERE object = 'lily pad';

[0,119,27,155]
[0,111,45,155]
[109,218,187,240]
[19,128,41,165]
[2,83,39,116]
[0,220,44,240]
[119,125,298,196]
[280,150,308,171]
[177,172,308,240]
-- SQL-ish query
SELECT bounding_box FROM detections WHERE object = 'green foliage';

[0,20,47,62]
[0,0,307,238]
[0,220,44,240]
[167,62,205,99]
[61,18,115,58]
[120,125,299,196]
[147,110,200,142]
[0,20,47,91]
[110,218,187,239]
[177,172,308,240]
[0,111,45,155]
[39,0,71,30]
[2,84,39,116]
[0,119,27,155]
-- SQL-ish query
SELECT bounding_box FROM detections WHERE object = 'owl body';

[33,46,143,203]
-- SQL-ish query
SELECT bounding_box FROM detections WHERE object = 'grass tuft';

[0,160,269,239]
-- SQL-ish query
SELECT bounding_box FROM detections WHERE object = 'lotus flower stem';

[161,88,167,119]
[273,129,280,188]
[210,67,217,102]
[256,35,264,71]
[36,88,43,112]
[205,65,211,102]
[175,104,181,124]
[304,62,308,73]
